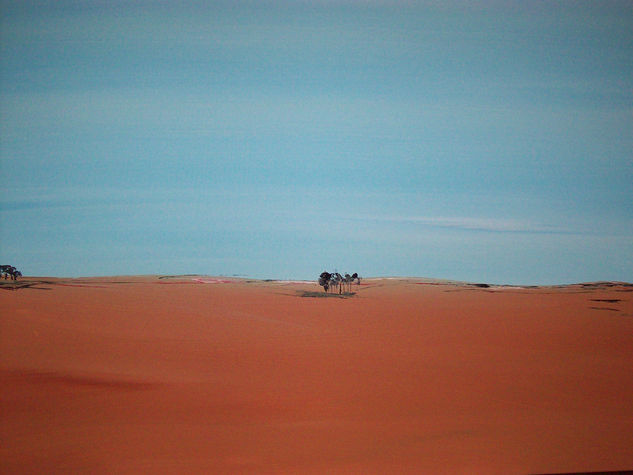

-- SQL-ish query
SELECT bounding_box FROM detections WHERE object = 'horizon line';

[7,273,633,288]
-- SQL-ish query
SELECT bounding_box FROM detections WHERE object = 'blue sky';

[1,0,631,284]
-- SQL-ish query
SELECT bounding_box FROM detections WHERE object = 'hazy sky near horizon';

[1,0,632,284]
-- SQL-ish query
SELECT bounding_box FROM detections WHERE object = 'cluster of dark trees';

[1,265,22,280]
[318,271,360,294]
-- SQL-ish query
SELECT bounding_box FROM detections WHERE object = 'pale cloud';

[363,215,571,234]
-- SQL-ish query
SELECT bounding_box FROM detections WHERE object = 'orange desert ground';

[1,276,632,474]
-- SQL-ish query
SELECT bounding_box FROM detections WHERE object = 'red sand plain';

[1,276,632,474]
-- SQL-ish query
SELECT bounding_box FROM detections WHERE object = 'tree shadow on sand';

[298,290,356,299]
[0,281,51,291]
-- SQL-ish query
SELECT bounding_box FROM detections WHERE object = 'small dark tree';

[319,271,331,293]
[318,270,361,295]
[331,272,343,294]
[1,265,21,280]
[344,274,352,293]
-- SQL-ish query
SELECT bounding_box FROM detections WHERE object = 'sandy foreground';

[1,276,632,474]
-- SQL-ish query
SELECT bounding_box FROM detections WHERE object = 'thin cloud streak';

[361,215,574,235]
